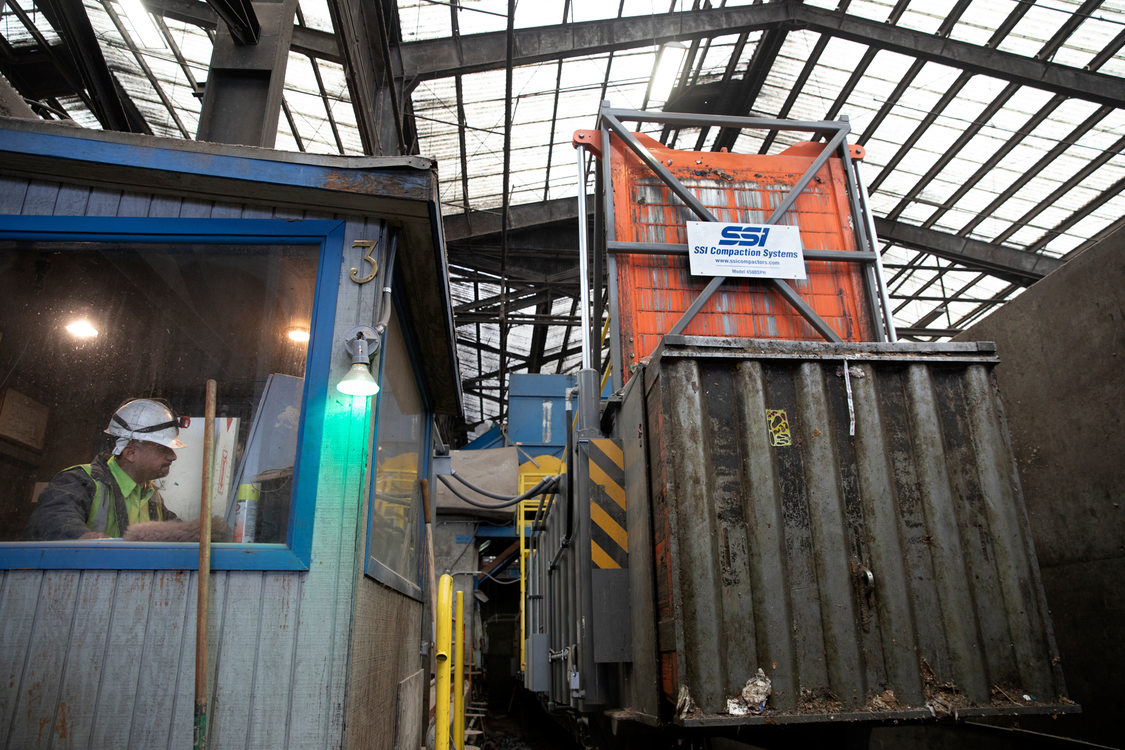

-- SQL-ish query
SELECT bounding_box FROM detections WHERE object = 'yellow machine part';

[517,455,563,672]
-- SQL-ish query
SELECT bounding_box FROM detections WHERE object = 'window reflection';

[368,309,424,585]
[0,240,318,542]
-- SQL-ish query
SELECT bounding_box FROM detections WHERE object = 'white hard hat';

[106,399,187,451]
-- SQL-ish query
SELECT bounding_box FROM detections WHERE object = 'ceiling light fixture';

[65,319,99,339]
[337,325,381,397]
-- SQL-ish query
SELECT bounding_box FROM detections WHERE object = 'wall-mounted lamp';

[337,325,381,396]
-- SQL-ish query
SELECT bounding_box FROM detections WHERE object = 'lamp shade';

[337,362,380,396]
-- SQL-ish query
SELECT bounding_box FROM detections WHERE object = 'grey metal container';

[614,335,1073,727]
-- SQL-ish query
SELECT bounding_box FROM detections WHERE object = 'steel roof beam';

[445,197,586,242]
[454,286,552,315]
[874,218,1062,284]
[527,299,552,374]
[142,2,1125,109]
[147,0,340,61]
[796,5,1125,108]
[398,4,1125,108]
[710,27,788,152]
[195,0,296,147]
[401,4,789,81]
[205,0,260,45]
[450,197,1063,287]
[39,0,151,133]
[896,327,963,339]
[457,313,580,326]
[459,344,583,388]
[0,71,37,118]
[327,0,406,155]
[457,340,529,365]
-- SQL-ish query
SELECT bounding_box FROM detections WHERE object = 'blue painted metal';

[0,127,434,196]
[0,215,344,243]
[463,424,503,450]
[0,216,347,572]
[476,526,518,539]
[507,373,575,459]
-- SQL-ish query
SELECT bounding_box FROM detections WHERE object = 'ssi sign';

[686,221,806,280]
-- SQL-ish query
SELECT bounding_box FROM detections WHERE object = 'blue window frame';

[0,216,346,570]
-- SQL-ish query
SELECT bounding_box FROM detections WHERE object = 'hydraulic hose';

[443,468,555,501]
[435,472,560,510]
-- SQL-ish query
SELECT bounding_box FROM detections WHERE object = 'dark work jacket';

[25,453,178,540]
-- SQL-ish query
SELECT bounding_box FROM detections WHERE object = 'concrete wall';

[954,230,1125,747]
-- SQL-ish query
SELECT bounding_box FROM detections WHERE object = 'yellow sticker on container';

[766,409,792,447]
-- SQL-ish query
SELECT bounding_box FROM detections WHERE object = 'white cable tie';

[844,358,856,437]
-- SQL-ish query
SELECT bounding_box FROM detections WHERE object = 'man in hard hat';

[25,399,185,540]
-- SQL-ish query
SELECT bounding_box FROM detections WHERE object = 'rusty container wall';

[628,335,1070,725]
[606,134,877,376]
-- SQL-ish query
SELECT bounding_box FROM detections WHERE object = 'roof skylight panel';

[397,0,456,41]
[297,0,334,32]
[996,2,1075,58]
[4,0,63,47]
[161,18,212,65]
[897,202,942,225]
[275,118,302,153]
[1060,213,1122,249]
[926,205,978,236]
[949,1,1022,47]
[898,0,963,35]
[1049,12,1124,67]
[965,214,1018,242]
[282,90,340,153]
[844,0,899,23]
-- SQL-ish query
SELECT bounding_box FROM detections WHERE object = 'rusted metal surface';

[621,336,1072,725]
[600,132,878,378]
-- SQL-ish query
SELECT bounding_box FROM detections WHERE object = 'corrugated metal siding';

[0,177,369,750]
[635,337,1067,723]
[0,565,361,749]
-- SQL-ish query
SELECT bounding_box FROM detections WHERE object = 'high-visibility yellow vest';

[76,462,166,537]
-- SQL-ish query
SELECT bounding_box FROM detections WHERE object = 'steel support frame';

[593,104,892,347]
[205,0,261,45]
[40,0,151,133]
[196,0,297,148]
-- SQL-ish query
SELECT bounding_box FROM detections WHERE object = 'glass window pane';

[0,240,319,543]
[367,308,425,590]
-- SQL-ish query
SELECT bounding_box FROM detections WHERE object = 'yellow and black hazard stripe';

[586,438,627,569]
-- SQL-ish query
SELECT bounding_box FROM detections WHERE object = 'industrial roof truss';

[1,0,1122,431]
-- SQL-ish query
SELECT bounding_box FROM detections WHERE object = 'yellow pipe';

[453,590,465,750]
[436,574,453,750]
